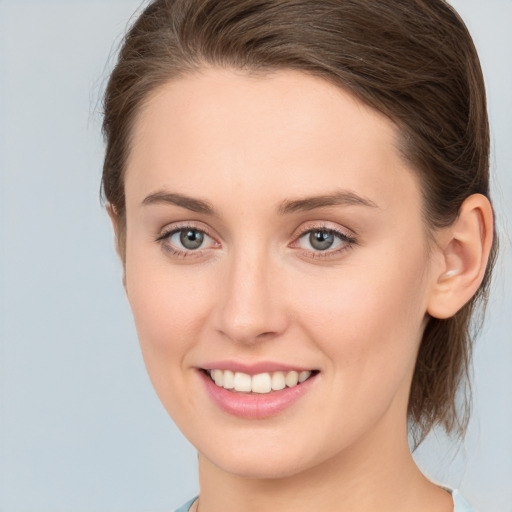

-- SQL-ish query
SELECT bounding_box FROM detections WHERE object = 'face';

[122,68,435,479]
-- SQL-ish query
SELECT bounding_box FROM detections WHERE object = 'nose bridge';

[215,242,287,343]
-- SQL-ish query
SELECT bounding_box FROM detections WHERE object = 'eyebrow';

[142,189,378,215]
[142,191,215,214]
[278,190,378,214]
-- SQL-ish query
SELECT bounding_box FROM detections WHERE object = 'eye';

[156,226,218,256]
[293,226,356,257]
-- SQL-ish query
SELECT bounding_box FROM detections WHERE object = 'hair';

[102,0,497,444]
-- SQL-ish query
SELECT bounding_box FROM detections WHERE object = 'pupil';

[180,229,204,250]
[309,230,334,251]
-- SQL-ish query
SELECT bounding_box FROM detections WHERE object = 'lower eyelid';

[303,243,353,258]
[158,239,211,260]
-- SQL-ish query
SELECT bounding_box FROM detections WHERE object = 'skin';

[115,68,493,512]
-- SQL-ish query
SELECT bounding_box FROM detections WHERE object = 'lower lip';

[199,370,317,419]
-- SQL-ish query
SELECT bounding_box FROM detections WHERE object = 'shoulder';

[174,497,198,512]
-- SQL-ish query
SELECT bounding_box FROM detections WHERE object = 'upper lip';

[199,360,316,375]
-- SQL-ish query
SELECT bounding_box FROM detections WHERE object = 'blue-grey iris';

[309,230,334,251]
[180,229,204,249]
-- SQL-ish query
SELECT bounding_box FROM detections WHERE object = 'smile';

[200,367,319,419]
[207,369,315,394]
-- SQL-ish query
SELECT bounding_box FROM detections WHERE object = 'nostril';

[257,331,279,339]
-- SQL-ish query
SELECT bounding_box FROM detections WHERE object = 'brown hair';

[102,0,497,444]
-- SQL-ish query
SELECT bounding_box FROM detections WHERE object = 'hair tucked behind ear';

[102,0,497,444]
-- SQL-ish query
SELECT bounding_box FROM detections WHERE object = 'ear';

[427,194,494,319]
[106,203,127,289]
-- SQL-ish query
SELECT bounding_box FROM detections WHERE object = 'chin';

[209,453,310,480]
[197,435,332,480]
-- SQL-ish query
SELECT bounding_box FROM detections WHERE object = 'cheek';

[124,249,219,423]
[124,243,211,367]
[293,245,430,393]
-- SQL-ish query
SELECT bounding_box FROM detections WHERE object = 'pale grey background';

[0,1,510,511]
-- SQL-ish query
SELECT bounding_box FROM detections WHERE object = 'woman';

[102,1,496,511]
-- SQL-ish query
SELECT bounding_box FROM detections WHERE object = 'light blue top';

[452,489,476,512]
[175,497,197,512]
[174,490,475,512]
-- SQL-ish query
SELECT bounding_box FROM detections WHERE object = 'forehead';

[125,68,420,213]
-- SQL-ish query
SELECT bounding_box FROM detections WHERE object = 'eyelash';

[155,223,357,260]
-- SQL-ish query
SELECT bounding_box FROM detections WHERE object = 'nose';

[213,248,289,344]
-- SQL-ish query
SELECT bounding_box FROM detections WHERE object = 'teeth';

[213,369,223,387]
[285,371,298,387]
[233,372,252,392]
[208,369,314,394]
[299,371,311,383]
[271,371,286,391]
[223,370,235,390]
[252,373,272,393]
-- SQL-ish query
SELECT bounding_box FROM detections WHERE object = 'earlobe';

[427,194,494,319]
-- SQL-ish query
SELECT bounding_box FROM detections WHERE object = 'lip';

[198,367,318,419]
[200,360,314,375]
